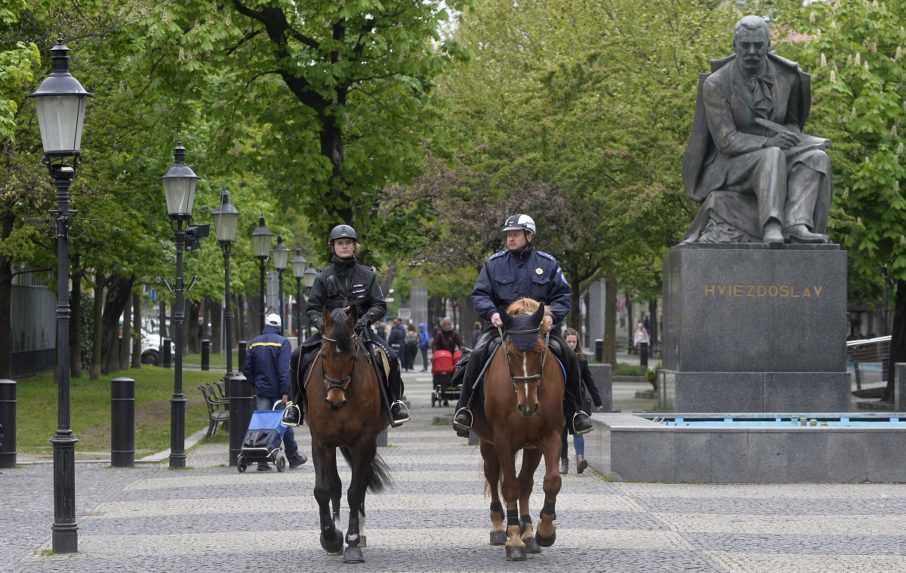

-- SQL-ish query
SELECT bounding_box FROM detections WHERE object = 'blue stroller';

[236,405,290,473]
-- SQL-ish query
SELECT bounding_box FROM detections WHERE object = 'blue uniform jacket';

[471,247,571,324]
[242,325,292,399]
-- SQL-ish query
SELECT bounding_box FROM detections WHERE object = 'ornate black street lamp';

[212,190,239,376]
[303,267,319,338]
[162,143,199,469]
[291,249,308,345]
[272,236,289,335]
[251,216,273,331]
[32,37,89,555]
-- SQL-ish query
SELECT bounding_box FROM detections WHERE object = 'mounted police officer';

[284,224,410,427]
[451,214,594,436]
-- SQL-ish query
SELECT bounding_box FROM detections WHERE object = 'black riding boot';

[452,329,496,435]
[550,334,593,435]
[283,342,320,426]
[387,358,410,426]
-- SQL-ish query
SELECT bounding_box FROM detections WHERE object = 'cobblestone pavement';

[4,373,906,572]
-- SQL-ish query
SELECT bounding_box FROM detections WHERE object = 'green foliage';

[770,0,906,301]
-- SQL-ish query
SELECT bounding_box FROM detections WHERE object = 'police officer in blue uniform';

[285,224,410,427]
[451,214,594,436]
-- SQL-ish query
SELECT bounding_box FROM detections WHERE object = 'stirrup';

[572,411,593,436]
[452,407,473,434]
[281,402,302,427]
[390,400,410,427]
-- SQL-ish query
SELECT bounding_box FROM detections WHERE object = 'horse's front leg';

[537,431,563,547]
[518,447,543,554]
[342,442,375,563]
[312,442,343,554]
[480,439,506,546]
[495,438,526,561]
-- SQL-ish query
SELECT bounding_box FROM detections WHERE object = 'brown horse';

[302,307,391,564]
[471,298,564,561]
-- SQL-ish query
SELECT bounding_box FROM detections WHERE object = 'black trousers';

[453,326,585,420]
[294,333,404,407]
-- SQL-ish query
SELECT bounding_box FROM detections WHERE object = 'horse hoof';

[489,530,507,546]
[321,529,343,554]
[524,536,542,554]
[343,546,365,564]
[536,531,556,547]
[505,545,527,561]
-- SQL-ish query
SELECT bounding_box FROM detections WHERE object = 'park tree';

[769,0,906,401]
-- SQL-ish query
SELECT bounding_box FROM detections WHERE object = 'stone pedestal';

[661,243,848,412]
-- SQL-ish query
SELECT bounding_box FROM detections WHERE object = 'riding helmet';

[329,224,358,242]
[502,214,536,235]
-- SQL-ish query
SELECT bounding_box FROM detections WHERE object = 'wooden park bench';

[847,335,890,399]
[197,382,230,437]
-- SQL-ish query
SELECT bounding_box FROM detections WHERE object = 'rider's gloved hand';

[312,317,324,332]
[490,312,503,328]
[355,317,370,332]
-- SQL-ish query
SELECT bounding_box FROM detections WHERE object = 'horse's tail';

[340,446,393,493]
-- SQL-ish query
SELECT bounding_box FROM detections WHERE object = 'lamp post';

[291,249,307,345]
[303,267,319,338]
[212,190,239,376]
[272,236,289,335]
[31,38,90,555]
[161,143,199,469]
[251,216,272,331]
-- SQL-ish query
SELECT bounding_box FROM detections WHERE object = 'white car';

[140,329,161,365]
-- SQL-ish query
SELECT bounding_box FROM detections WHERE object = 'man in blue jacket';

[451,214,593,436]
[243,313,306,471]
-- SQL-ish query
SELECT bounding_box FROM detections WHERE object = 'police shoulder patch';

[536,250,556,262]
[489,250,506,261]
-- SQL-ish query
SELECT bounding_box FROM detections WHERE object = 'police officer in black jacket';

[287,224,410,427]
[451,214,593,436]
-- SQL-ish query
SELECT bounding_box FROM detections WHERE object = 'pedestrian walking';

[561,328,603,474]
[404,323,419,371]
[417,322,430,372]
[388,318,406,370]
[634,320,650,369]
[433,318,463,354]
[242,313,306,471]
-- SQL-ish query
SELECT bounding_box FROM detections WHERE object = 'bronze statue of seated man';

[682,15,831,245]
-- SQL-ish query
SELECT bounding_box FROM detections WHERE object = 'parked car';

[141,329,161,365]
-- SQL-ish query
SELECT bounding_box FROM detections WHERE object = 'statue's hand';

[765,131,800,149]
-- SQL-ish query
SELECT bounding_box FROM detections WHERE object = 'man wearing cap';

[243,313,307,471]
[286,224,410,427]
[451,214,593,436]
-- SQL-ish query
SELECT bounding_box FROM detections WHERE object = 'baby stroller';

[237,404,290,473]
[431,349,462,407]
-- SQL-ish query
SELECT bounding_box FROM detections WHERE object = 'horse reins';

[499,325,550,389]
[320,332,362,393]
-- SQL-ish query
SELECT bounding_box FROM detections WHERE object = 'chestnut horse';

[302,307,391,564]
[471,298,564,561]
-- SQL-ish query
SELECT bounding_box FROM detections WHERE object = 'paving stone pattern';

[3,373,906,572]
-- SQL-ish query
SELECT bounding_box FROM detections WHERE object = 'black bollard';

[228,373,255,466]
[201,339,211,371]
[162,338,172,368]
[238,340,248,373]
[110,377,135,467]
[0,380,15,468]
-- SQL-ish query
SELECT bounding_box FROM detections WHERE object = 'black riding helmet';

[329,224,358,243]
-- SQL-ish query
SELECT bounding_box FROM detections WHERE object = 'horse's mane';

[329,307,353,353]
[506,298,550,335]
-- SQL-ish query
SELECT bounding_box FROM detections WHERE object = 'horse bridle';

[320,332,361,393]
[499,325,549,386]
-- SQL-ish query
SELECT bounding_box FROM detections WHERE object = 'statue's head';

[733,15,770,74]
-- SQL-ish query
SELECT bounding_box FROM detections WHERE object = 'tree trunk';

[70,256,82,378]
[604,273,617,366]
[90,272,105,380]
[187,299,200,354]
[159,300,167,339]
[568,267,582,333]
[211,295,222,353]
[119,293,132,371]
[626,291,634,354]
[131,291,142,368]
[235,293,244,344]
[648,298,659,356]
[0,209,12,378]
[101,274,134,373]
[884,280,906,403]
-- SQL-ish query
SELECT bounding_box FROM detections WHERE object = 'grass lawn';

[15,367,225,458]
[182,351,229,370]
